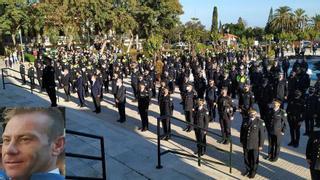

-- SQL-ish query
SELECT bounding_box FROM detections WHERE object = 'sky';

[179,0,320,29]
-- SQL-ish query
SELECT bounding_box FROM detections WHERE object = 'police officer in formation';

[274,72,288,108]
[159,87,173,140]
[61,68,71,102]
[305,87,319,136]
[115,78,126,123]
[137,83,152,131]
[238,83,255,124]
[36,62,44,92]
[42,58,57,107]
[75,72,85,107]
[306,124,320,180]
[194,99,210,156]
[19,61,26,84]
[27,63,35,89]
[265,100,286,162]
[240,109,265,179]
[205,79,218,122]
[217,87,234,144]
[91,74,102,113]
[183,83,197,132]
[286,90,305,147]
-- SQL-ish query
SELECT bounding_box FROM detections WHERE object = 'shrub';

[24,53,35,63]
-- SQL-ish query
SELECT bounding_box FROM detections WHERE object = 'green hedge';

[24,53,36,63]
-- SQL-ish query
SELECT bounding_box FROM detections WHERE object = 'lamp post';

[19,29,25,62]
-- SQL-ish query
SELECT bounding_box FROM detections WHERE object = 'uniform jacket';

[306,131,320,170]
[241,117,266,150]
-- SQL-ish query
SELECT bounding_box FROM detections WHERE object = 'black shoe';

[186,128,192,132]
[165,136,170,141]
[287,142,294,146]
[223,140,230,145]
[117,119,124,123]
[269,157,278,162]
[248,172,256,179]
[264,155,271,160]
[293,143,299,148]
[241,170,250,176]
[93,110,97,113]
[183,127,189,131]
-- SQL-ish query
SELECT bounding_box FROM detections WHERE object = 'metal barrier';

[2,67,35,93]
[156,115,233,174]
[66,129,106,180]
[1,67,59,102]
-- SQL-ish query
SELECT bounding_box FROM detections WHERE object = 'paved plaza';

[0,60,313,180]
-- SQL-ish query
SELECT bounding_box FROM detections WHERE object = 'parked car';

[301,40,312,48]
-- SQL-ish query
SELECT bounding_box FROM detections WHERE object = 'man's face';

[2,113,54,179]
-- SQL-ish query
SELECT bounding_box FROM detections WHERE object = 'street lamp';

[19,29,25,62]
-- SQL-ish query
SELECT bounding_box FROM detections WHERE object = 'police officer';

[101,63,110,93]
[115,78,126,123]
[137,83,152,131]
[275,72,288,108]
[239,83,255,124]
[282,57,290,79]
[205,79,218,122]
[27,63,35,89]
[194,71,207,99]
[36,63,44,92]
[91,74,102,113]
[159,87,173,140]
[306,125,320,180]
[42,59,57,107]
[194,99,209,156]
[111,73,119,104]
[217,87,234,144]
[183,83,197,132]
[287,90,305,147]
[61,69,71,102]
[131,68,140,101]
[266,100,286,162]
[75,72,85,107]
[305,87,319,135]
[19,61,26,84]
[240,109,265,179]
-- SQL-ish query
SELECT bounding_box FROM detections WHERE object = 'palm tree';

[271,6,295,32]
[294,8,308,31]
[312,14,320,31]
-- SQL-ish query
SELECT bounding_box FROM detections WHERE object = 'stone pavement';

[0,60,312,180]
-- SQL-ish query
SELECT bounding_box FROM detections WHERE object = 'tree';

[312,14,320,31]
[0,0,29,47]
[27,3,45,44]
[211,6,218,33]
[294,8,308,31]
[223,17,246,38]
[143,34,163,59]
[271,6,295,33]
[183,18,207,53]
[265,7,273,33]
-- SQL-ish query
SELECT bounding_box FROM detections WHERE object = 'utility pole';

[19,29,25,62]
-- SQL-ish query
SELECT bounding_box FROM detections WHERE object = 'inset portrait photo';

[0,107,65,180]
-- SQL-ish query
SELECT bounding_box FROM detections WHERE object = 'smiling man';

[1,107,65,180]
